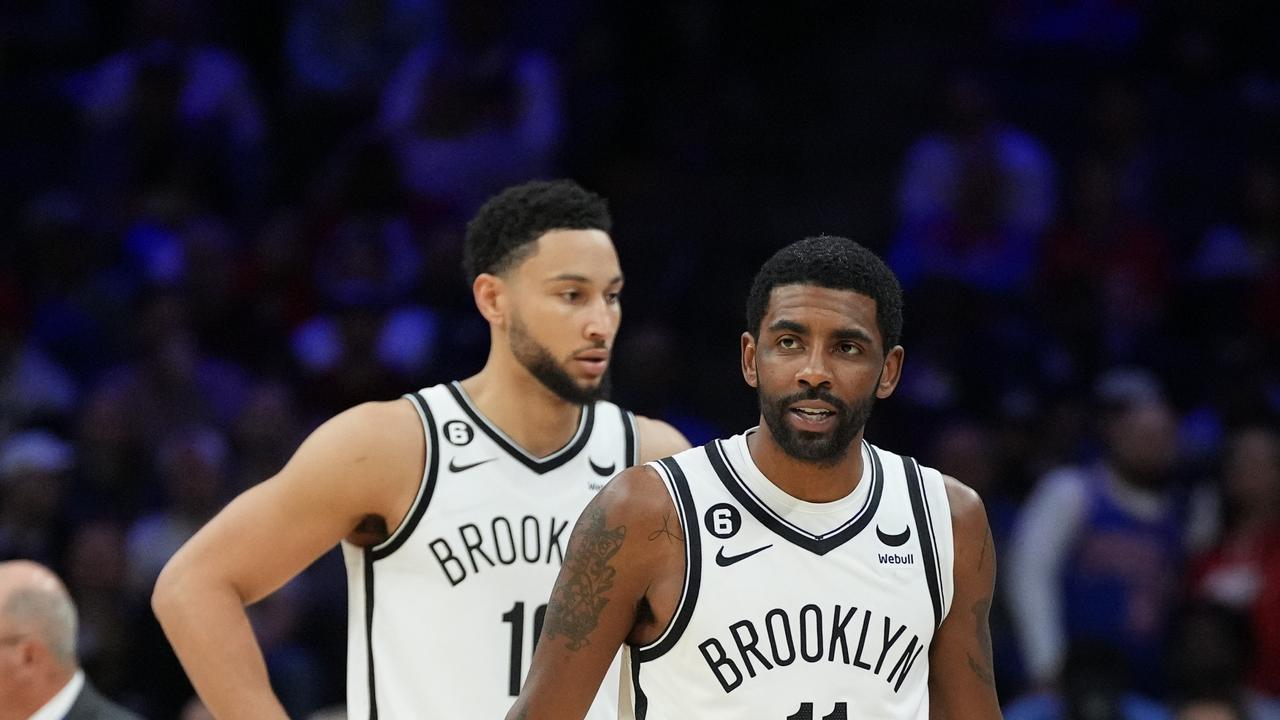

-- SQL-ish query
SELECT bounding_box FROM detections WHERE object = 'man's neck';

[459,368,584,458]
[745,422,866,503]
[5,667,79,720]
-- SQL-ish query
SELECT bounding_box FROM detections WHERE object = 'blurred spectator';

[91,294,249,454]
[1006,370,1190,695]
[891,70,1056,294]
[1172,701,1245,720]
[0,317,77,437]
[66,0,267,224]
[1166,601,1280,720]
[1002,640,1171,720]
[283,0,443,159]
[0,431,75,567]
[378,0,563,216]
[1189,426,1280,699]
[125,425,228,597]
[1187,161,1280,350]
[63,518,135,706]
[1038,154,1172,373]
[0,559,142,719]
[230,379,305,492]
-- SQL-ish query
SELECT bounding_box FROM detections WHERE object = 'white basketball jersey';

[342,382,637,719]
[621,431,954,720]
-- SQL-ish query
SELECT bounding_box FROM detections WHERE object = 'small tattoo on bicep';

[965,598,996,688]
[541,505,627,651]
[647,512,683,544]
[977,525,992,572]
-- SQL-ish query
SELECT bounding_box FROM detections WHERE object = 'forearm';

[153,570,287,720]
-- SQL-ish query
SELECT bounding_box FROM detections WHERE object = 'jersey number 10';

[501,601,548,696]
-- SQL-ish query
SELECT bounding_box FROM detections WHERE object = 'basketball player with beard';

[509,236,1003,719]
[153,180,690,720]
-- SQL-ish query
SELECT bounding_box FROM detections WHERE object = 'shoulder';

[595,463,677,525]
[313,398,423,451]
[940,474,990,549]
[277,397,425,511]
[633,415,692,463]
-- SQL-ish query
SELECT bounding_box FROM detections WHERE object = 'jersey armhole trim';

[371,391,441,560]
[623,408,638,467]
[635,456,701,663]
[903,455,945,628]
[362,549,379,719]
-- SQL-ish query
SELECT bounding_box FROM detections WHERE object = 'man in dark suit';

[0,560,142,720]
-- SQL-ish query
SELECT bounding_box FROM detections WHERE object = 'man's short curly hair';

[463,179,612,282]
[745,235,904,352]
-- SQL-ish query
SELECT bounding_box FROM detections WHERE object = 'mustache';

[775,387,848,414]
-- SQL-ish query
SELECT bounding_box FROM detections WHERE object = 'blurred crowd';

[1,1,1278,718]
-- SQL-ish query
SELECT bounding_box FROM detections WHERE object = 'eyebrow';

[545,273,625,285]
[768,319,875,345]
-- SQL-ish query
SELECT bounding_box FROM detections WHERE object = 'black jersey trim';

[445,381,594,474]
[704,439,883,556]
[903,456,943,628]
[629,645,649,720]
[635,457,701,663]
[371,392,440,560]
[917,456,947,619]
[363,550,378,720]
[623,409,638,467]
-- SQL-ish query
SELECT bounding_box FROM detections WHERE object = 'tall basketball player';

[152,180,690,720]
[509,236,1002,719]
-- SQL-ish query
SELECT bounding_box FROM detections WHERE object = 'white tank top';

[621,430,954,720]
[342,382,636,719]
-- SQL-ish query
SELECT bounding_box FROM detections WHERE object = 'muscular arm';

[635,415,691,463]
[929,476,1003,720]
[508,465,683,720]
[151,400,424,720]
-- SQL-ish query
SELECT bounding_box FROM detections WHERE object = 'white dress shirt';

[29,669,84,720]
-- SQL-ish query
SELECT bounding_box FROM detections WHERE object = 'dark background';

[1,1,1278,717]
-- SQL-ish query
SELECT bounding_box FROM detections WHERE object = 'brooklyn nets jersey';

[342,382,637,719]
[621,430,954,720]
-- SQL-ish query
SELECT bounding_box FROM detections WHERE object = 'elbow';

[151,555,196,628]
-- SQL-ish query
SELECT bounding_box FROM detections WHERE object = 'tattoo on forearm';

[647,512,683,544]
[541,506,627,651]
[966,598,996,688]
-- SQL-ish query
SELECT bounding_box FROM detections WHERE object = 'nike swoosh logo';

[876,525,912,547]
[448,457,495,473]
[715,544,772,567]
[589,459,616,477]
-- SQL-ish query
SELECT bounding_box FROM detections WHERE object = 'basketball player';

[509,236,1003,719]
[152,180,690,720]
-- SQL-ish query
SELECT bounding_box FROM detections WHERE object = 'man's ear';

[876,345,904,399]
[741,332,759,388]
[473,273,506,328]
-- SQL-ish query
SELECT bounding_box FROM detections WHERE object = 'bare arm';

[635,415,691,463]
[929,476,1003,720]
[508,464,683,720]
[151,400,424,720]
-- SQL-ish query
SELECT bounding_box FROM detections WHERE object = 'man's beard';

[509,315,610,405]
[759,383,876,466]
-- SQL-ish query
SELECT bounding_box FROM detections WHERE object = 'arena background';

[2,1,1278,717]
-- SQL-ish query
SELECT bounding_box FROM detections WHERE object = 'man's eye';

[605,292,621,305]
[778,337,800,350]
[837,342,861,355]
[561,291,580,302]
